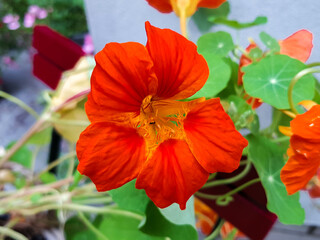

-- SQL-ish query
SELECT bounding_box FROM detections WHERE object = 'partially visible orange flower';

[194,198,219,235]
[220,222,246,240]
[238,30,313,109]
[76,22,248,210]
[280,103,320,195]
[146,0,226,36]
[146,0,226,17]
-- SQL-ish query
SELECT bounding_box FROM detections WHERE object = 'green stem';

[271,136,290,143]
[207,173,217,181]
[306,62,320,68]
[196,178,260,201]
[288,67,320,115]
[17,203,144,221]
[37,151,77,177]
[0,227,28,240]
[0,90,39,119]
[78,211,109,240]
[48,118,90,126]
[0,117,47,167]
[73,197,113,205]
[204,219,225,240]
[202,161,252,189]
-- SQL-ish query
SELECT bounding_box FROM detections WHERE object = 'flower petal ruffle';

[145,22,208,100]
[279,29,313,63]
[145,0,172,13]
[77,122,146,191]
[291,105,320,140]
[136,139,209,210]
[89,41,157,115]
[184,98,248,173]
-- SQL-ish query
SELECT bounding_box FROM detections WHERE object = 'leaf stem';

[180,12,187,38]
[202,161,252,189]
[196,178,260,202]
[204,218,225,240]
[0,226,28,240]
[78,211,109,240]
[288,67,320,115]
[0,90,39,119]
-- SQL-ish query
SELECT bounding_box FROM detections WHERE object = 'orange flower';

[76,22,248,210]
[280,103,320,195]
[238,30,313,109]
[146,0,226,36]
[146,0,226,17]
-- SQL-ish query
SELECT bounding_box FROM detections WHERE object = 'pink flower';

[2,14,20,30]
[82,34,94,55]
[28,5,41,15]
[24,13,35,28]
[37,9,48,19]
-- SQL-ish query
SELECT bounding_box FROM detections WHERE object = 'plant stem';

[17,203,144,221]
[0,117,47,167]
[0,226,28,240]
[288,67,320,115]
[202,161,252,189]
[204,219,225,240]
[78,211,109,240]
[196,178,260,201]
[37,151,77,177]
[0,90,39,119]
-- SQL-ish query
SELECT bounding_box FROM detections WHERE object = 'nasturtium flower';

[238,30,313,109]
[146,0,226,17]
[280,102,320,195]
[76,22,248,210]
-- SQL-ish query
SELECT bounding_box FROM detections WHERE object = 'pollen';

[138,95,188,152]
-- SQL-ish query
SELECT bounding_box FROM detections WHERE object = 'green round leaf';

[242,55,315,109]
[197,31,234,57]
[191,54,231,98]
[247,135,305,225]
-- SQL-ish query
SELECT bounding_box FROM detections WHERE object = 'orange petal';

[145,22,209,100]
[279,29,313,62]
[198,0,226,8]
[281,152,320,195]
[76,122,146,191]
[299,100,317,111]
[89,41,157,116]
[291,105,320,140]
[136,139,209,210]
[238,42,257,85]
[145,0,173,13]
[278,126,293,137]
[184,98,248,173]
[246,96,263,109]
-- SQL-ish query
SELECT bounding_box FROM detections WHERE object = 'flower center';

[138,95,187,152]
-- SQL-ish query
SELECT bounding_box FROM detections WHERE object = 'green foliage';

[6,141,32,169]
[109,180,150,214]
[140,202,198,240]
[259,31,280,53]
[65,216,96,240]
[247,135,305,224]
[192,2,230,32]
[39,172,57,184]
[27,127,52,145]
[242,55,315,109]
[190,54,231,98]
[197,31,235,56]
[212,16,267,29]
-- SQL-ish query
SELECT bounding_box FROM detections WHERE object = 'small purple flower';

[24,13,35,28]
[8,21,20,30]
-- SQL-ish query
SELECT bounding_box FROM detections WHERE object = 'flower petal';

[281,153,320,195]
[89,42,157,116]
[136,139,209,210]
[184,98,248,173]
[198,0,227,9]
[290,105,320,140]
[145,0,172,13]
[145,22,209,100]
[279,29,313,62]
[76,122,146,191]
